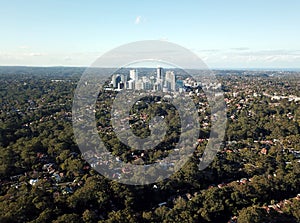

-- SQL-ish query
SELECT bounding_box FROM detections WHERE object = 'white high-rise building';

[127,79,135,89]
[165,71,176,91]
[141,76,152,90]
[130,69,138,81]
[112,74,122,88]
[111,74,126,89]
[120,74,127,83]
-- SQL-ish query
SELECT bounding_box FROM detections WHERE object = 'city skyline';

[110,67,179,92]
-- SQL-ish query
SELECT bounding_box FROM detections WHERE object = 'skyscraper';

[165,71,176,91]
[111,74,124,89]
[127,80,134,89]
[157,67,163,80]
[120,74,127,83]
[130,69,138,81]
[112,74,121,88]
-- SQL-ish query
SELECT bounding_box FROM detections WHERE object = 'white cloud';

[26,52,46,57]
[19,45,30,50]
[0,47,299,68]
[230,47,250,51]
[158,37,169,41]
[134,16,142,25]
[193,48,300,68]
[64,56,72,61]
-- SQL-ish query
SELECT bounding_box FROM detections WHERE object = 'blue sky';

[0,0,300,68]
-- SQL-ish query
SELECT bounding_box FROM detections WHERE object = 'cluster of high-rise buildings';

[111,67,181,92]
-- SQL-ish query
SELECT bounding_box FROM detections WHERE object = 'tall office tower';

[127,79,135,90]
[130,69,138,81]
[111,74,124,88]
[112,74,116,88]
[165,71,176,91]
[157,67,163,80]
[141,76,152,90]
[112,74,121,88]
[120,74,127,83]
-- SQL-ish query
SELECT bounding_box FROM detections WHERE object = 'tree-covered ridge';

[0,68,299,223]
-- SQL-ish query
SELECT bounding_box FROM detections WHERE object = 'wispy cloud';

[193,48,300,68]
[64,56,72,61]
[1,48,299,68]
[158,37,169,41]
[19,45,30,50]
[196,49,221,53]
[134,16,142,25]
[231,47,250,51]
[26,52,46,57]
[237,49,300,56]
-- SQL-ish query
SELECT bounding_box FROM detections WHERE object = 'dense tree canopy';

[0,68,299,222]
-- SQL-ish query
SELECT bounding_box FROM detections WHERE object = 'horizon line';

[0,65,300,71]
